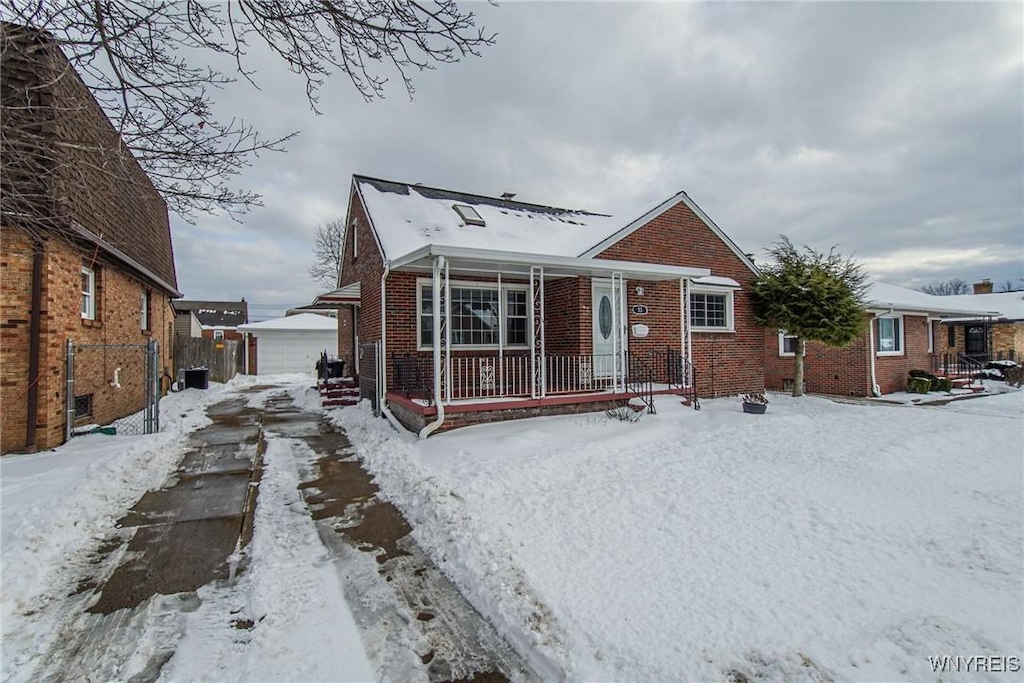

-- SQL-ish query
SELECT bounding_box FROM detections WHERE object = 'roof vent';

[453,204,485,227]
[500,192,517,200]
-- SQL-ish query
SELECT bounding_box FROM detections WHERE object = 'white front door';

[592,280,617,377]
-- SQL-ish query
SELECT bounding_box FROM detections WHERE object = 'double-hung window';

[778,331,800,356]
[418,281,529,349]
[140,288,150,331]
[876,316,903,355]
[689,287,734,331]
[81,266,96,320]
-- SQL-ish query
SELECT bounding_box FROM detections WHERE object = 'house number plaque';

[631,305,649,315]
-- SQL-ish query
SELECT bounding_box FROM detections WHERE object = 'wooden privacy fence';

[173,337,242,383]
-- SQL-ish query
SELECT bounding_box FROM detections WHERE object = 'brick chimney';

[973,278,993,295]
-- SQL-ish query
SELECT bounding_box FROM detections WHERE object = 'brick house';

[1,24,179,453]
[764,283,1003,397]
[329,175,764,435]
[934,280,1024,362]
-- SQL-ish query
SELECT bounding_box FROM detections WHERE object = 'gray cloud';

[169,2,1023,318]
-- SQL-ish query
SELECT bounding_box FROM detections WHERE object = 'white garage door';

[255,331,337,375]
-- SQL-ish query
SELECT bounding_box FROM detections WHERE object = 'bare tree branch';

[308,218,346,287]
[2,1,495,227]
[919,279,970,296]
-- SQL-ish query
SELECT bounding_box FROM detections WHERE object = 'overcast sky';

[169,2,1023,321]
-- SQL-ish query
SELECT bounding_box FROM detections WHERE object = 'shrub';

[739,392,770,405]
[907,376,932,394]
[937,377,953,392]
[908,369,940,391]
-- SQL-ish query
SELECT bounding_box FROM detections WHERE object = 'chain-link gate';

[65,338,160,439]
[359,341,381,416]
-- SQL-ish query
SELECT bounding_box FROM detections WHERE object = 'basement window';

[453,204,485,227]
[74,394,93,419]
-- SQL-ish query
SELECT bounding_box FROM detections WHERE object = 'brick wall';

[2,29,177,453]
[764,314,935,397]
[1,228,174,452]
[338,191,385,375]
[764,327,871,397]
[595,200,764,397]
[940,321,1024,359]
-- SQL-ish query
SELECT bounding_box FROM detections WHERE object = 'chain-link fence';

[359,341,380,416]
[65,338,160,438]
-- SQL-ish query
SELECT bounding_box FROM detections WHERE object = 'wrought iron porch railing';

[931,352,988,380]
[625,352,656,414]
[391,348,700,410]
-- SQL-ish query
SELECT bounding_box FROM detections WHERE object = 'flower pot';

[742,402,767,414]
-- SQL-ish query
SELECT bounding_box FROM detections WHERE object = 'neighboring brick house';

[171,299,249,341]
[764,283,1003,397]
[1,24,180,453]
[329,175,764,435]
[934,280,1024,362]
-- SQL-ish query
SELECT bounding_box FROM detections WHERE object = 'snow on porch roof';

[356,176,623,261]
[865,283,1004,317]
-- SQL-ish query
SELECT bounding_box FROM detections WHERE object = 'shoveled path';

[262,390,535,683]
[25,386,531,682]
[29,390,266,681]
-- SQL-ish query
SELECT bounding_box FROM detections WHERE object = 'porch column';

[529,266,546,399]
[431,256,451,406]
[611,271,625,393]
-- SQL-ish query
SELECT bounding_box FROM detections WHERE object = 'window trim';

[81,266,96,320]
[688,286,735,332]
[875,315,904,356]
[416,278,530,351]
[140,288,150,331]
[213,329,225,340]
[778,330,800,357]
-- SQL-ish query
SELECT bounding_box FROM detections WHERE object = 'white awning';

[311,282,361,307]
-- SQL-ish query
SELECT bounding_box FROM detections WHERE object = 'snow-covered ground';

[1,374,373,682]
[330,389,1024,681]
[4,378,1021,682]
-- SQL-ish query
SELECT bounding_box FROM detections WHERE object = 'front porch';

[386,349,699,434]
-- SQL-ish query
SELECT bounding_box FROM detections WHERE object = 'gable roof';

[353,176,757,280]
[578,190,760,275]
[2,23,178,293]
[354,175,620,262]
[865,283,1004,317]
[172,300,248,327]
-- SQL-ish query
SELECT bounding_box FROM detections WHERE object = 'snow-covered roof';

[865,283,1004,317]
[238,313,338,332]
[356,176,621,261]
[692,275,740,288]
[939,291,1024,322]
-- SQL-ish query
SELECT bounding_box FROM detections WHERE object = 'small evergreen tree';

[750,236,869,397]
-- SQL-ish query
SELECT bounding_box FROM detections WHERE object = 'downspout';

[868,313,882,397]
[25,240,43,451]
[377,260,404,432]
[419,255,446,438]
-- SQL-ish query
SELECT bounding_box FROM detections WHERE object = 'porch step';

[322,397,359,407]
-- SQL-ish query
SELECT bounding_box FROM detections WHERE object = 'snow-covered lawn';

[331,390,1024,681]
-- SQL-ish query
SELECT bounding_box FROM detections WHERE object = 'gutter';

[376,260,404,433]
[867,311,890,397]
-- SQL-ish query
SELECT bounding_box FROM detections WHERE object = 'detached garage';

[238,313,338,375]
